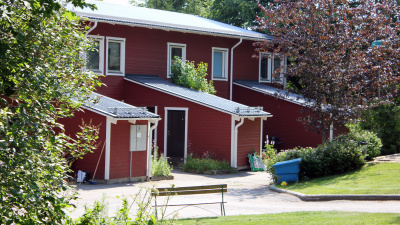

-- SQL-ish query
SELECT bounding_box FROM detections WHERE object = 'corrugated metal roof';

[78,92,160,119]
[125,75,271,117]
[234,80,313,106]
[68,1,271,41]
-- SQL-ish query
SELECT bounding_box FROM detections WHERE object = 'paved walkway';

[69,168,400,219]
[373,153,400,163]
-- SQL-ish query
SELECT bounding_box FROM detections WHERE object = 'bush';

[265,135,367,181]
[181,153,236,174]
[151,148,173,177]
[344,122,382,160]
[361,105,400,155]
[171,57,217,94]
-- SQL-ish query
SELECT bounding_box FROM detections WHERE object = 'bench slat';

[154,184,227,192]
[153,202,227,207]
[155,189,227,196]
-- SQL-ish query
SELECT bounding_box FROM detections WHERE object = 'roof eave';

[80,14,272,41]
[80,105,160,120]
[124,77,270,117]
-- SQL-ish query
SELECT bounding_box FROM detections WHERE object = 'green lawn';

[176,212,400,225]
[275,163,400,195]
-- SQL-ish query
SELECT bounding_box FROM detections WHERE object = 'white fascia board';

[124,77,269,118]
[80,15,270,42]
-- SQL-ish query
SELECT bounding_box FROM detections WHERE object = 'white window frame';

[259,52,286,83]
[85,35,104,74]
[211,47,229,81]
[106,36,126,76]
[167,43,186,78]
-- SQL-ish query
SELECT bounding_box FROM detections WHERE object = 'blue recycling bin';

[272,158,302,183]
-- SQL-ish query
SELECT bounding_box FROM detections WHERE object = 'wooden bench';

[151,184,227,217]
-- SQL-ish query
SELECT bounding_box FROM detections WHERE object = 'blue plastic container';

[272,158,302,183]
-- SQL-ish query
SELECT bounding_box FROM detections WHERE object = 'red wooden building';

[69,1,342,173]
[62,92,160,183]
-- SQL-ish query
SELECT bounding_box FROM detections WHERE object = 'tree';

[0,0,100,223]
[131,0,213,17]
[255,0,400,142]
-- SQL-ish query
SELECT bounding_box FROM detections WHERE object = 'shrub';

[151,148,173,177]
[264,135,366,181]
[361,105,400,155]
[344,122,382,160]
[181,153,236,174]
[171,57,217,94]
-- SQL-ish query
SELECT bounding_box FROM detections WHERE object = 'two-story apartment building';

[66,1,344,182]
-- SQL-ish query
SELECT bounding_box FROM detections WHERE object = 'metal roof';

[234,80,313,106]
[68,1,271,41]
[78,92,160,119]
[125,75,271,117]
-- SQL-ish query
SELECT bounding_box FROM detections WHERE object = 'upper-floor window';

[167,43,186,78]
[212,47,228,81]
[106,37,125,76]
[86,35,104,74]
[259,52,286,83]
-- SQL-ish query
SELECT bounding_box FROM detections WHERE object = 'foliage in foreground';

[275,163,400,195]
[171,57,216,95]
[264,124,381,181]
[178,211,400,225]
[70,187,175,225]
[0,1,100,224]
[151,148,173,177]
[181,152,236,174]
[256,0,400,142]
[361,105,400,155]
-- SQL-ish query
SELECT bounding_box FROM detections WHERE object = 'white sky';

[101,0,136,6]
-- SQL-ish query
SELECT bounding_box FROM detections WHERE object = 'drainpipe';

[86,20,98,35]
[230,38,243,101]
[233,118,245,168]
[105,117,112,180]
[147,120,159,179]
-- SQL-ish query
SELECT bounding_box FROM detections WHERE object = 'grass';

[176,211,400,225]
[275,163,400,195]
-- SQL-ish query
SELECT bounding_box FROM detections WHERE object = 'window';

[106,37,125,76]
[85,35,104,74]
[212,47,228,81]
[259,53,286,83]
[167,43,186,77]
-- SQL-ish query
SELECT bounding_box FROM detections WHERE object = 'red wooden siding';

[89,22,261,100]
[109,120,148,179]
[96,76,125,101]
[233,84,324,149]
[123,80,232,162]
[60,109,107,180]
[237,118,262,168]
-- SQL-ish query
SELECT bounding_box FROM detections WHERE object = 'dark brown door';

[167,110,185,159]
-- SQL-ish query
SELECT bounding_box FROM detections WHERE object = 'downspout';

[230,38,243,101]
[233,118,245,168]
[86,20,98,35]
[105,117,112,180]
[147,120,159,179]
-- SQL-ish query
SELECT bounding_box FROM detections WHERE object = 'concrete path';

[69,169,400,219]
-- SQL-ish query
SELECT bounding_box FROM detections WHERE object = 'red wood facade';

[61,108,151,182]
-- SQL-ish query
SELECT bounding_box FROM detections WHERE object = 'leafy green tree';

[361,105,400,155]
[0,0,100,224]
[171,57,216,94]
[256,0,400,142]
[131,0,213,17]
